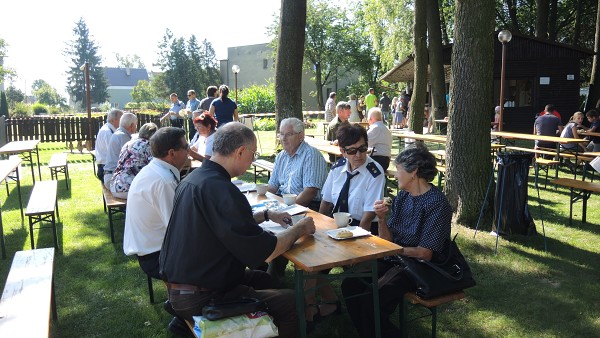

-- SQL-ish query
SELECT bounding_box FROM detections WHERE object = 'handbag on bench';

[385,234,476,299]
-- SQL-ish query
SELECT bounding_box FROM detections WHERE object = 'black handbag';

[388,234,476,299]
[202,297,268,321]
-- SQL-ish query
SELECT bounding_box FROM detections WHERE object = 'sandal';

[318,300,342,318]
[305,304,321,333]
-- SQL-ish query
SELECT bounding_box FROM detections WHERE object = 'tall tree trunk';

[548,0,558,41]
[315,63,325,109]
[506,0,521,33]
[439,3,450,45]
[584,0,600,112]
[536,0,549,39]
[445,0,494,227]
[427,0,448,123]
[410,0,428,133]
[275,0,307,126]
[572,0,583,47]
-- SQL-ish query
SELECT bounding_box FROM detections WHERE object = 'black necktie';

[333,171,360,214]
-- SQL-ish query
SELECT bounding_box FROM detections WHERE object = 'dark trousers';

[170,118,184,129]
[341,260,412,338]
[136,251,161,279]
[97,164,105,181]
[168,269,298,338]
[187,118,195,141]
[371,155,391,171]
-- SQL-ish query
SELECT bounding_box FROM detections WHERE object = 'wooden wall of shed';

[493,57,581,133]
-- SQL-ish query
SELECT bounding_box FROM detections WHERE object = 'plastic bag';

[193,311,278,338]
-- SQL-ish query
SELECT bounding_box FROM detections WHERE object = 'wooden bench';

[48,153,69,190]
[26,180,59,250]
[185,319,199,337]
[550,178,600,226]
[0,248,57,337]
[534,158,560,188]
[400,291,466,338]
[101,184,126,243]
[251,159,274,183]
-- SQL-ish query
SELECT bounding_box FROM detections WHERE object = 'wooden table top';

[0,157,22,181]
[551,178,600,193]
[391,131,447,143]
[578,130,600,138]
[490,131,586,144]
[0,140,40,154]
[246,192,402,272]
[304,137,342,156]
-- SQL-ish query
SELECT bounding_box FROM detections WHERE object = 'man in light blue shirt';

[103,112,138,187]
[267,117,328,281]
[268,118,328,210]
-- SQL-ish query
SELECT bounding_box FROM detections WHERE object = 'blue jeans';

[168,269,299,337]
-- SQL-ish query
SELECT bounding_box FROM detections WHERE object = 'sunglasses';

[343,144,368,155]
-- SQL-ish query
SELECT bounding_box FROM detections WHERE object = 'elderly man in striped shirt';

[267,117,328,281]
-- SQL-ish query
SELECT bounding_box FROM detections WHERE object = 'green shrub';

[32,102,49,115]
[11,102,31,118]
[253,118,276,131]
[48,106,62,115]
[238,83,275,115]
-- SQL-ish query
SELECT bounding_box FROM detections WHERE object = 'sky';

[1,0,281,98]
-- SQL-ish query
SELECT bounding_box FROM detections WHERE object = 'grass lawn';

[0,125,599,337]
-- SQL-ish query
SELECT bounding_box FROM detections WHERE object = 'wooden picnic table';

[304,136,342,156]
[246,191,402,338]
[578,130,600,138]
[0,157,24,259]
[0,140,42,183]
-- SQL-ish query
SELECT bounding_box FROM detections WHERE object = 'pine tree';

[64,18,108,107]
[0,91,8,117]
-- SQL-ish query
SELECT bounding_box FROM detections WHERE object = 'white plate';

[326,226,371,240]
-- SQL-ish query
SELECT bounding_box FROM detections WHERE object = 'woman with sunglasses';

[189,113,218,162]
[303,124,386,329]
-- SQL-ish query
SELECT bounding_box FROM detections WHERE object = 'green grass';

[0,126,599,337]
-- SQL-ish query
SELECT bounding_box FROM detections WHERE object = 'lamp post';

[80,62,92,149]
[498,30,512,132]
[232,64,240,102]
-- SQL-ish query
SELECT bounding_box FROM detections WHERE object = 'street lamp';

[80,62,92,149]
[232,64,240,102]
[498,30,512,132]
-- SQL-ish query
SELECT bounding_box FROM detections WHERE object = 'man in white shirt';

[123,127,189,278]
[123,127,189,335]
[103,113,138,187]
[95,109,122,181]
[367,107,393,170]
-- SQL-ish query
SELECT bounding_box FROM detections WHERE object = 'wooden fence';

[3,113,162,144]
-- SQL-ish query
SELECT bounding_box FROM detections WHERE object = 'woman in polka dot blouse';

[341,143,452,338]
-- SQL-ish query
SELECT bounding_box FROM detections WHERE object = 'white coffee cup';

[256,183,268,195]
[333,212,352,228]
[291,215,305,225]
[282,193,297,205]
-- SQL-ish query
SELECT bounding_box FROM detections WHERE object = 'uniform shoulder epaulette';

[366,162,382,177]
[331,157,346,170]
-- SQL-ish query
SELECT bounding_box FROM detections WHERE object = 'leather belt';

[165,282,214,293]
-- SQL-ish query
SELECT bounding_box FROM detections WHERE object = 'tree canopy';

[155,30,221,101]
[64,18,109,107]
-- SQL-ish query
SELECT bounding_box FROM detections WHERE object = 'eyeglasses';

[187,94,193,97]
[343,144,368,155]
[278,131,301,138]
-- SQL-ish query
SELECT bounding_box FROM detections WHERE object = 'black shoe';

[163,300,178,317]
[167,316,191,337]
[564,160,576,173]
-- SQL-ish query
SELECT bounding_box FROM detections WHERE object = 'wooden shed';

[380,32,593,133]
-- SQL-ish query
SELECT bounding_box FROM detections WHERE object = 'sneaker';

[167,316,191,337]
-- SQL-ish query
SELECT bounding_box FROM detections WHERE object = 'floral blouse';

[110,138,153,193]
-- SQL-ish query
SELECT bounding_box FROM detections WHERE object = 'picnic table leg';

[35,147,41,181]
[582,191,590,224]
[370,260,382,338]
[294,269,307,338]
[14,164,23,223]
[0,212,5,259]
[51,278,58,320]
[569,187,574,227]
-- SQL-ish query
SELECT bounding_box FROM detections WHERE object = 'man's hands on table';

[266,215,315,262]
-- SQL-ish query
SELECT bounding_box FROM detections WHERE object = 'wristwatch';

[263,209,269,222]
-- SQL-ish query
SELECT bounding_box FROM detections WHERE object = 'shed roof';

[380,32,593,84]
[104,68,149,87]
